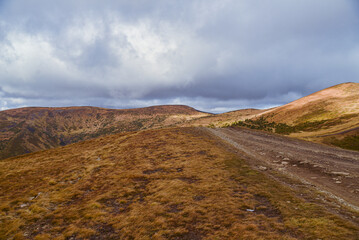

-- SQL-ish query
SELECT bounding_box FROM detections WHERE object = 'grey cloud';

[0,0,358,112]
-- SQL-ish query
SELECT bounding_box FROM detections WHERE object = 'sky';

[0,0,358,113]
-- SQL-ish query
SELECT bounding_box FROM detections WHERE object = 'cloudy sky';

[0,0,358,113]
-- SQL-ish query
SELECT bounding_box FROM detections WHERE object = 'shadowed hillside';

[0,105,210,160]
[1,127,358,239]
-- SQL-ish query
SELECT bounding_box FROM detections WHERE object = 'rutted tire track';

[207,127,359,210]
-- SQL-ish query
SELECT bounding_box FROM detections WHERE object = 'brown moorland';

[0,105,210,160]
[0,127,358,239]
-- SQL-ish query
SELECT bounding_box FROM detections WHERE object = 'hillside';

[182,108,266,127]
[0,105,210,160]
[223,83,359,150]
[1,127,358,239]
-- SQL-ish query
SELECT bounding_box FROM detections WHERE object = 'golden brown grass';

[0,127,358,239]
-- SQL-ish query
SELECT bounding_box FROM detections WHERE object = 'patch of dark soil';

[99,198,131,214]
[197,150,207,155]
[143,168,165,175]
[254,194,282,220]
[89,224,118,240]
[192,195,205,201]
[178,177,199,184]
[167,203,184,213]
[166,226,204,240]
[24,217,54,238]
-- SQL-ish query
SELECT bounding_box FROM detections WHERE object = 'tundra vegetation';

[0,128,358,239]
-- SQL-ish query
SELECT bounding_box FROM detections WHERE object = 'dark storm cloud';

[0,0,359,112]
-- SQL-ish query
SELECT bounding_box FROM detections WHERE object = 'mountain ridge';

[0,105,210,160]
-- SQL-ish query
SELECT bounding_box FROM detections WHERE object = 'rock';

[246,209,255,212]
[331,172,350,176]
[258,166,267,171]
[335,181,342,184]
[283,157,290,161]
[96,157,101,161]
[281,161,289,165]
[20,204,28,208]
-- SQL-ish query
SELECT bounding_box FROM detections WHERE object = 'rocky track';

[207,127,359,210]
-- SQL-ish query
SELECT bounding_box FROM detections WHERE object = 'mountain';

[216,83,359,150]
[258,82,359,149]
[260,82,359,125]
[1,127,357,239]
[0,105,210,160]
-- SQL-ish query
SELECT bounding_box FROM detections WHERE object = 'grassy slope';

[0,105,210,160]
[220,83,359,150]
[181,109,266,128]
[1,127,358,239]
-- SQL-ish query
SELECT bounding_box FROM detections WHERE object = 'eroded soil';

[207,127,359,210]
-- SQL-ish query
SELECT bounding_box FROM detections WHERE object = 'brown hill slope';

[0,105,209,160]
[182,108,266,127]
[1,127,358,239]
[260,82,359,125]
[224,83,359,150]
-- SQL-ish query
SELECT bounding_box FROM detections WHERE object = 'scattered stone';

[283,157,290,161]
[20,204,28,208]
[258,166,267,171]
[292,164,297,167]
[273,160,280,163]
[96,157,101,161]
[335,181,342,184]
[281,161,289,165]
[259,152,266,156]
[246,209,255,212]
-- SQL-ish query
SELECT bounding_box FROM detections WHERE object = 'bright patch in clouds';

[0,0,358,113]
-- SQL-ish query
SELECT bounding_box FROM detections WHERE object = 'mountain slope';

[261,82,359,127]
[0,105,210,160]
[221,83,359,150]
[1,127,357,239]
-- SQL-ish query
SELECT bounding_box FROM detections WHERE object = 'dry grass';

[0,127,358,239]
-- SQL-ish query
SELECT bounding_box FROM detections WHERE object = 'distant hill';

[0,105,210,160]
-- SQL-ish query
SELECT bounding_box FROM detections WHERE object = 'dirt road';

[207,127,359,210]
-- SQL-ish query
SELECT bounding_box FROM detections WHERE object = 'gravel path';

[207,127,359,210]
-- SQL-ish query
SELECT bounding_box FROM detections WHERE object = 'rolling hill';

[221,82,359,150]
[0,105,210,160]
[1,127,358,239]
